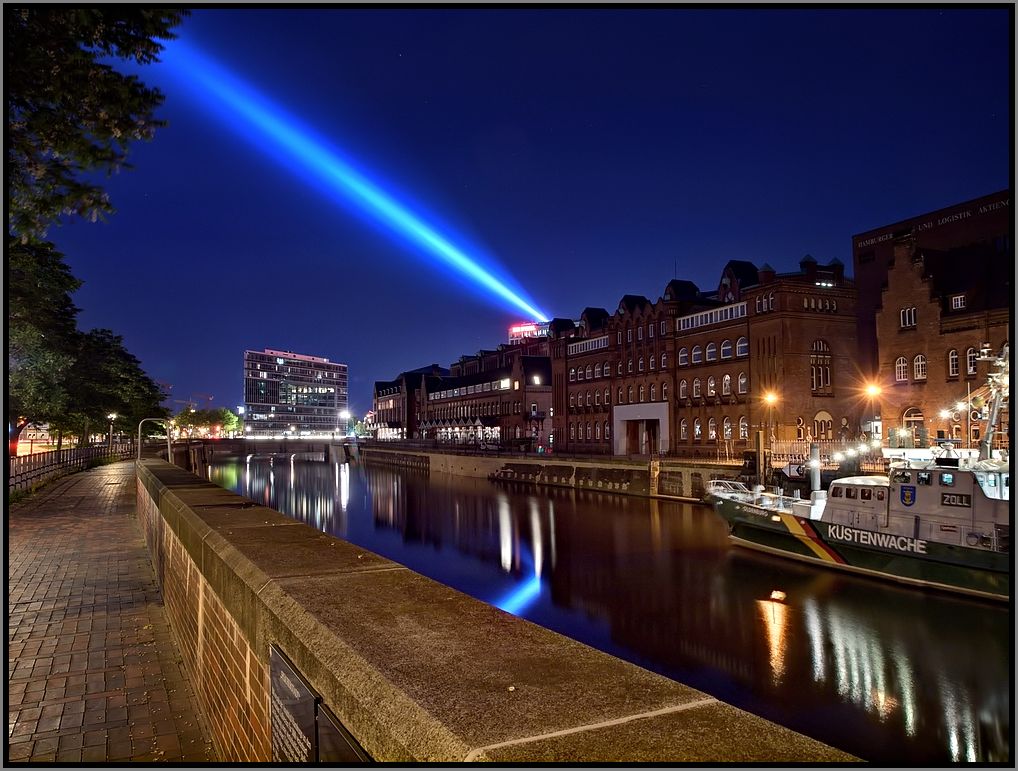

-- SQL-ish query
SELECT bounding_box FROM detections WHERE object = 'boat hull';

[714,497,1010,602]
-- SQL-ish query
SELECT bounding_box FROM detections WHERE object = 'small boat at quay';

[708,345,1010,603]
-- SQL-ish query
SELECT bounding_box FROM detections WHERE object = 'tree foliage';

[7,237,83,432]
[6,7,187,239]
[47,329,168,443]
[174,407,240,436]
[6,8,185,453]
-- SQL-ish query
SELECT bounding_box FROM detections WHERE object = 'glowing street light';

[107,413,118,451]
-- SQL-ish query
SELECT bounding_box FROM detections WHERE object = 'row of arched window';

[896,347,979,382]
[618,319,670,345]
[679,416,750,441]
[678,337,749,366]
[678,372,748,399]
[569,381,675,409]
[569,421,612,441]
[570,353,672,381]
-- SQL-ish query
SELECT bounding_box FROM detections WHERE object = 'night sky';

[46,8,1011,417]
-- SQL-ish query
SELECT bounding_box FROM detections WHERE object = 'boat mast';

[978,343,1010,461]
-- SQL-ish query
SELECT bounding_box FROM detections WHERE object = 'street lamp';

[762,391,779,444]
[107,413,117,451]
[339,409,351,436]
[136,418,173,464]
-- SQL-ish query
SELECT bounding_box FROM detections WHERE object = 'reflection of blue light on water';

[157,40,549,322]
[494,574,542,616]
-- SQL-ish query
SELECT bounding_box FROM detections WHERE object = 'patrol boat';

[710,345,1010,602]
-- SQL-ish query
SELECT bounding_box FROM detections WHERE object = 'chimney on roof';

[758,262,776,284]
[799,254,817,279]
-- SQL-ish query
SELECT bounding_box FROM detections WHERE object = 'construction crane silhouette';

[172,393,215,411]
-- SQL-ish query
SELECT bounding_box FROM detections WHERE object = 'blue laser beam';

[159,41,549,322]
[493,574,542,616]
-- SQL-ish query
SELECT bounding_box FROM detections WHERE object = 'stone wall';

[134,459,854,763]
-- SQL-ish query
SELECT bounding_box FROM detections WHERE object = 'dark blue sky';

[47,8,1011,416]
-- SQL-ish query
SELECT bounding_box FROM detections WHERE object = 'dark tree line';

[7,8,188,453]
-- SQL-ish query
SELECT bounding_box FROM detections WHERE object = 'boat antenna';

[977,343,1009,461]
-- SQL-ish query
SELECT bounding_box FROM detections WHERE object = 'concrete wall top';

[136,459,854,763]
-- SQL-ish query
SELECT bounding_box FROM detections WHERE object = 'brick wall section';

[136,485,271,761]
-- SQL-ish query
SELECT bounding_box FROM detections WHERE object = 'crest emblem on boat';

[900,485,917,507]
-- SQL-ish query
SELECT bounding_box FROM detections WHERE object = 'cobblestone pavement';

[7,462,215,762]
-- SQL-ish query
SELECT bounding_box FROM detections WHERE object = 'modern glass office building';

[243,348,348,436]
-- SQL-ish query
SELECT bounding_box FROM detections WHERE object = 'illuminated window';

[680,419,688,439]
[722,374,732,395]
[692,378,701,398]
[913,354,927,380]
[895,357,908,381]
[694,418,702,439]
[738,372,748,394]
[739,416,748,439]
[810,340,832,394]
[706,376,716,396]
[966,347,977,375]
[950,294,966,310]
[723,417,732,439]
[708,417,717,440]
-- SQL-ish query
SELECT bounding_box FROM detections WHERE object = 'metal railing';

[8,443,135,493]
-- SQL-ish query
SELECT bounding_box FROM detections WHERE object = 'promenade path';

[7,461,215,762]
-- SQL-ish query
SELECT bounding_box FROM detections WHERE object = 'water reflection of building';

[210,459,1010,764]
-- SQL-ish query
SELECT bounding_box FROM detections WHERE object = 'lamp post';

[136,418,173,464]
[339,409,351,437]
[107,413,117,452]
[763,391,779,446]
[864,383,882,443]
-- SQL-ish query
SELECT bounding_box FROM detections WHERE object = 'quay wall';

[135,459,854,763]
[360,446,742,502]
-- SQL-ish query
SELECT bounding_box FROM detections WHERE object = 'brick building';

[875,237,1010,449]
[373,339,552,448]
[852,190,1010,376]
[551,257,862,457]
[373,365,449,440]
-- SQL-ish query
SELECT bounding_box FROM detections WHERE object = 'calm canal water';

[207,456,1011,764]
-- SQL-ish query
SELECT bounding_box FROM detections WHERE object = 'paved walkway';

[7,461,215,762]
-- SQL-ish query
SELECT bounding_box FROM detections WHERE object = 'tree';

[7,237,82,445]
[6,8,187,240]
[7,8,185,458]
[173,407,240,438]
[48,329,168,445]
